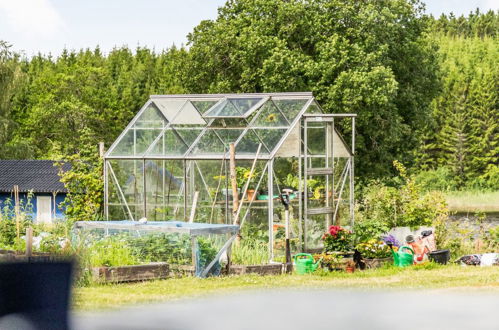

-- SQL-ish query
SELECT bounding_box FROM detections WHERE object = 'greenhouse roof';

[105,92,349,160]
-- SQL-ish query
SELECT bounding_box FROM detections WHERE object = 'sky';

[0,0,497,57]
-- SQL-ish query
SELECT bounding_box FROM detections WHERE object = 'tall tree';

[185,0,440,178]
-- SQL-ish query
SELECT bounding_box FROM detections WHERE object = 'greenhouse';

[102,92,356,261]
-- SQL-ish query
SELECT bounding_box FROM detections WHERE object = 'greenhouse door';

[302,116,335,251]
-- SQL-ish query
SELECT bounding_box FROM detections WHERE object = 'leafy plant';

[323,225,353,253]
[355,239,391,259]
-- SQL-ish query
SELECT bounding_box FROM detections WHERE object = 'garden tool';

[280,189,293,273]
[387,242,414,267]
[294,253,321,275]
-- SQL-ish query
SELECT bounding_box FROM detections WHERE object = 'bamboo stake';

[188,191,199,223]
[229,143,240,225]
[14,185,20,242]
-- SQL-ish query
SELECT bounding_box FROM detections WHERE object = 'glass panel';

[147,129,189,156]
[236,130,270,154]
[190,130,226,155]
[174,127,204,147]
[273,99,308,122]
[145,160,184,221]
[110,103,166,156]
[230,98,261,113]
[108,159,144,220]
[203,99,242,117]
[214,129,245,145]
[110,128,163,156]
[191,100,220,113]
[135,103,167,128]
[256,128,287,154]
[209,118,247,128]
[252,102,289,128]
[152,99,186,121]
[203,98,263,118]
[172,101,206,125]
[304,100,323,114]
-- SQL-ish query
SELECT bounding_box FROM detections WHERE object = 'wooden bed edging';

[92,262,169,283]
[228,264,283,275]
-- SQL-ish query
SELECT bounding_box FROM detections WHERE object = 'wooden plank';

[307,207,334,215]
[188,191,199,223]
[307,168,334,176]
[229,264,283,276]
[25,227,33,257]
[92,263,169,283]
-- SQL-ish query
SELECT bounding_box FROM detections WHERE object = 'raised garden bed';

[0,249,57,262]
[228,264,283,276]
[363,257,393,269]
[92,262,169,283]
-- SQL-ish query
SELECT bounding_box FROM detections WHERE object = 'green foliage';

[430,10,499,38]
[186,0,440,179]
[88,236,140,267]
[414,167,459,192]
[417,31,498,188]
[128,233,192,265]
[352,219,389,245]
[56,129,103,222]
[357,161,449,229]
[0,193,34,249]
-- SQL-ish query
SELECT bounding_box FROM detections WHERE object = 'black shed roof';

[0,160,70,193]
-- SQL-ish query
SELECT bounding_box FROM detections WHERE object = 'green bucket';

[294,253,321,275]
[392,246,414,267]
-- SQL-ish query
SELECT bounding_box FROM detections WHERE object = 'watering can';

[390,245,415,267]
[294,253,321,275]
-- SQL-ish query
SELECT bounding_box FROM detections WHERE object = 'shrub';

[414,167,458,192]
[356,161,449,230]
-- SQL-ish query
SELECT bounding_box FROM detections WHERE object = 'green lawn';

[74,265,499,310]
[445,191,499,213]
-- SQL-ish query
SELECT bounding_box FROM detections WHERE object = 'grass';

[74,264,499,310]
[445,190,499,213]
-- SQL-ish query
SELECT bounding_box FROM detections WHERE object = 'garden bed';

[0,249,57,262]
[92,262,169,283]
[228,264,283,276]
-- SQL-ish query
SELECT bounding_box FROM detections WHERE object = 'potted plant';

[322,225,353,256]
[235,167,258,201]
[355,239,393,269]
[313,253,344,271]
[345,260,355,273]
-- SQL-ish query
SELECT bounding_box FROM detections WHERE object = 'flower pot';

[246,189,256,201]
[345,266,355,273]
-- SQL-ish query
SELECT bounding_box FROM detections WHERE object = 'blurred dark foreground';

[74,288,498,330]
[0,261,73,330]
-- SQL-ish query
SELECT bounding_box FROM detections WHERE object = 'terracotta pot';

[246,189,256,201]
[345,266,355,273]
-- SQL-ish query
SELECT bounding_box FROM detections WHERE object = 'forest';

[0,1,497,197]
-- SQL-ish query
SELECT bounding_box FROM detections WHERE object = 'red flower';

[328,225,342,237]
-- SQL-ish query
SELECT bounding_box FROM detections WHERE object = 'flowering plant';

[323,225,353,253]
[355,239,392,259]
[381,234,401,247]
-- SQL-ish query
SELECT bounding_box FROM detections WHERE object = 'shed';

[0,160,69,223]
